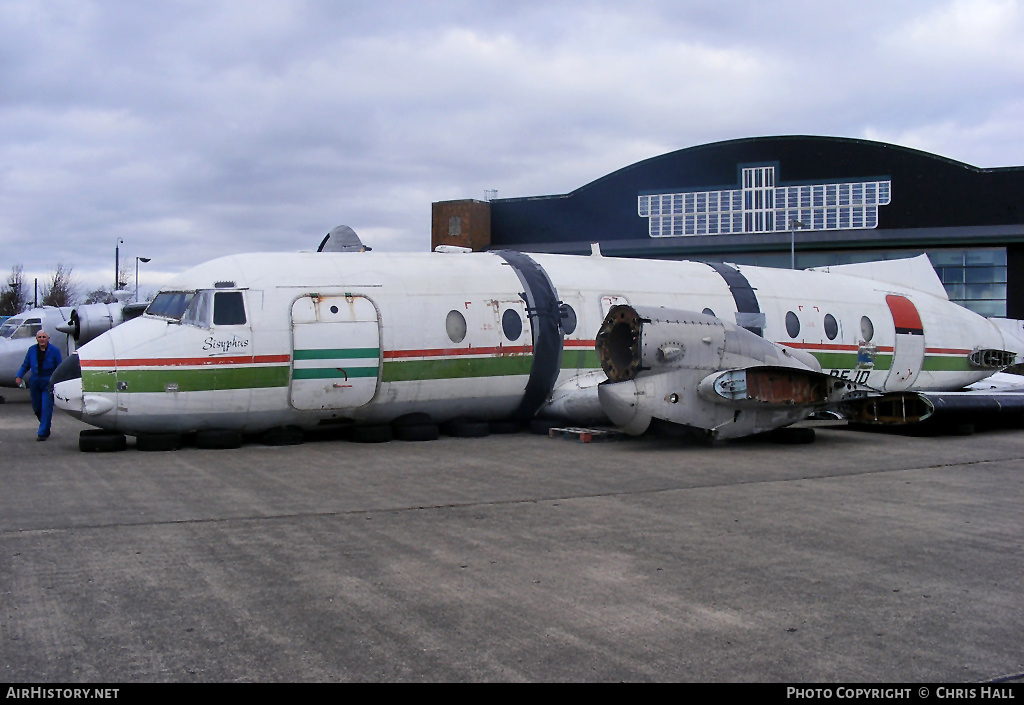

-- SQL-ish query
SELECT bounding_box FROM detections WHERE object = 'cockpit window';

[0,318,23,339]
[174,290,246,328]
[146,292,195,321]
[213,291,246,325]
[181,291,212,328]
[0,318,42,340]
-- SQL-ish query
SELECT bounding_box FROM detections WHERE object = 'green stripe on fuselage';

[293,348,380,360]
[921,355,973,372]
[382,355,533,382]
[83,366,290,393]
[293,366,379,380]
[561,348,600,369]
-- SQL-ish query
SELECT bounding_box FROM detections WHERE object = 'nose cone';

[52,354,84,419]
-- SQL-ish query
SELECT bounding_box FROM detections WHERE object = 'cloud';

[1,0,1023,295]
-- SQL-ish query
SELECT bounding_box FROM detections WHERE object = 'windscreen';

[0,317,23,338]
[146,292,195,321]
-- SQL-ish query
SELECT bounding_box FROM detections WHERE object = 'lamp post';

[135,257,151,303]
[789,219,805,269]
[115,238,124,290]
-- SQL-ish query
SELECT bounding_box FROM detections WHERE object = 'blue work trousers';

[28,376,54,438]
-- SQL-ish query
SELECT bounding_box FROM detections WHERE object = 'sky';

[2,0,1024,299]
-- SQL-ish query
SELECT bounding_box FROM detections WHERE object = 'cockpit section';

[146,290,247,328]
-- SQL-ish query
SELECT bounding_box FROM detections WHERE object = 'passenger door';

[289,294,381,410]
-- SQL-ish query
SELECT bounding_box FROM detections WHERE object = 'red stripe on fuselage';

[81,354,291,367]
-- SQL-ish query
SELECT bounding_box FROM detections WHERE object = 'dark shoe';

[37,432,50,441]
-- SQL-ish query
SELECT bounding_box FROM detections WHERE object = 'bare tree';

[83,287,119,305]
[41,263,79,307]
[0,264,27,315]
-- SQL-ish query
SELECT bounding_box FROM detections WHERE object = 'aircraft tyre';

[391,413,438,441]
[135,433,182,451]
[394,423,439,441]
[261,426,305,446]
[488,420,521,434]
[351,424,393,443]
[441,419,490,438]
[195,429,244,450]
[79,429,127,452]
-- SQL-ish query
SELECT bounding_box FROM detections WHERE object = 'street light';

[115,238,124,290]
[135,257,151,303]
[789,219,805,269]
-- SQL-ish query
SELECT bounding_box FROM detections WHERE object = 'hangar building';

[431,136,1024,318]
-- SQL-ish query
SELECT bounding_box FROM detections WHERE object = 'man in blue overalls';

[15,330,63,441]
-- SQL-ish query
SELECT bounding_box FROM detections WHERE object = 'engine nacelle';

[595,305,871,440]
[55,302,124,345]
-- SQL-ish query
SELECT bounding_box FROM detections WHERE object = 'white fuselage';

[56,250,1013,434]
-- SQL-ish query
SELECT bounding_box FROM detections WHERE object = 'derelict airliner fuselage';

[52,249,1021,442]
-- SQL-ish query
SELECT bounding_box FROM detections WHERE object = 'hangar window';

[861,316,874,342]
[446,310,467,344]
[785,311,800,339]
[502,309,523,341]
[824,314,839,340]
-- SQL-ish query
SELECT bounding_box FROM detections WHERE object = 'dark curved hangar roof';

[489,135,1024,251]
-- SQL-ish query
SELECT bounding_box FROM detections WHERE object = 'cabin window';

[502,309,523,341]
[824,314,839,340]
[446,310,467,343]
[785,311,800,338]
[559,303,577,336]
[702,308,716,318]
[860,316,874,342]
[147,292,195,321]
[213,291,246,325]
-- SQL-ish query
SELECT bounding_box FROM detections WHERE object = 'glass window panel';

[940,268,964,284]
[965,267,1002,284]
[964,283,1006,299]
[962,300,1005,317]
[927,250,965,267]
[943,283,965,299]
[966,248,1006,266]
[878,182,891,204]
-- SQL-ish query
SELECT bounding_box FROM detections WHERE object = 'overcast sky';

[2,0,1023,298]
